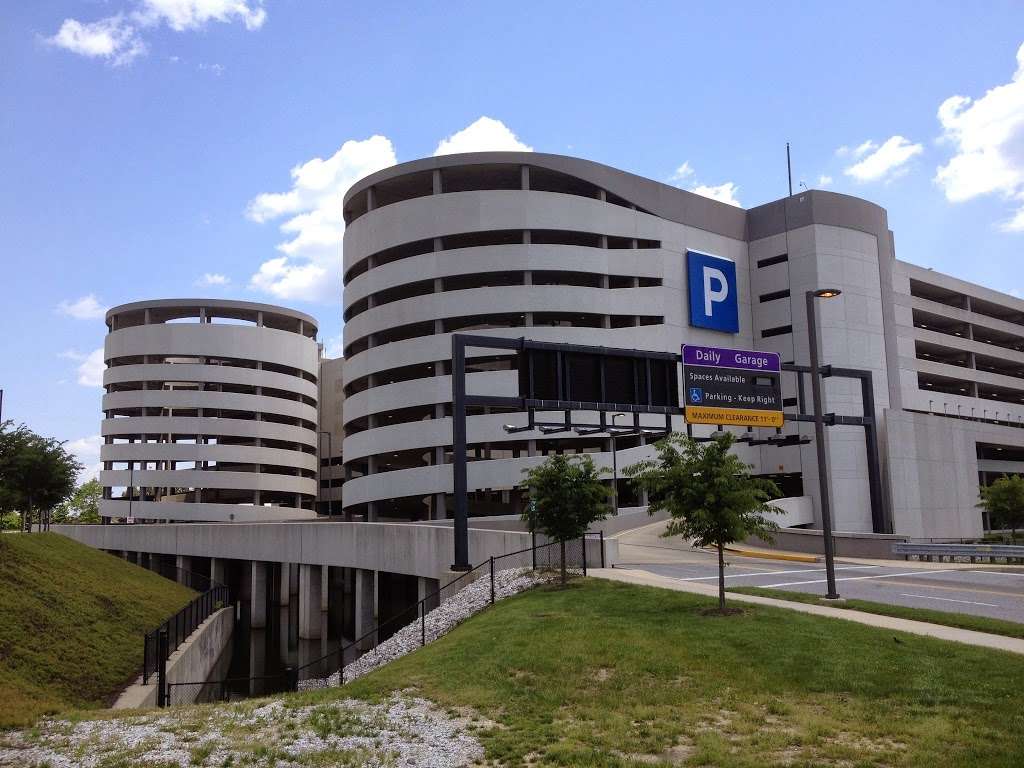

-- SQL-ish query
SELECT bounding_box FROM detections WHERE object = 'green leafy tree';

[521,454,610,584]
[53,478,102,525]
[978,475,1024,538]
[0,420,82,531]
[624,432,780,612]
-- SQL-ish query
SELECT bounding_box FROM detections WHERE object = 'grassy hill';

[0,533,194,728]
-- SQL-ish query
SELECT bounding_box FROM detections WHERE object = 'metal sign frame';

[449,334,890,570]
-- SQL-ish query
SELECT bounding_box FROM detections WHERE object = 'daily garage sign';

[682,344,784,428]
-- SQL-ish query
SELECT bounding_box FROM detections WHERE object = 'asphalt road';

[616,523,1024,624]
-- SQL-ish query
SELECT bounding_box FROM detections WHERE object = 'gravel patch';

[0,693,483,767]
[301,567,550,689]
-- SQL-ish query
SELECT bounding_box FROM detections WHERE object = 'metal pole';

[452,336,470,570]
[157,629,169,707]
[611,432,618,515]
[489,556,495,604]
[786,143,793,197]
[806,290,839,600]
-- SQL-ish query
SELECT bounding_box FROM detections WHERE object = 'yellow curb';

[722,546,820,564]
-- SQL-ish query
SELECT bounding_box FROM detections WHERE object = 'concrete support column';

[418,576,440,612]
[147,552,160,573]
[175,555,192,586]
[355,568,376,650]
[298,564,322,640]
[210,557,228,588]
[279,562,292,606]
[321,566,330,612]
[250,561,269,629]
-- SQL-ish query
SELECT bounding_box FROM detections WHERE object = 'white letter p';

[703,266,729,316]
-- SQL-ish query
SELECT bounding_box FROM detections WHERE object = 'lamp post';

[318,431,334,520]
[610,413,627,515]
[806,288,842,600]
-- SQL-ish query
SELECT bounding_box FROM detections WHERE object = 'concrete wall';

[746,528,909,559]
[54,520,618,584]
[115,606,233,709]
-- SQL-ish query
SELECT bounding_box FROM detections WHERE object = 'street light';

[806,288,842,600]
[610,413,627,516]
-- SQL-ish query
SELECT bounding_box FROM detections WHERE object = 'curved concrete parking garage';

[99,299,321,523]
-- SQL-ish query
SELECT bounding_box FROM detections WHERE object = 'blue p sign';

[687,250,739,333]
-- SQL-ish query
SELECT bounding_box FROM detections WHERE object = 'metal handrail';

[143,576,230,684]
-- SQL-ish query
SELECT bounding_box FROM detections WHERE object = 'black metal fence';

[168,673,292,707]
[159,532,603,706]
[143,569,229,685]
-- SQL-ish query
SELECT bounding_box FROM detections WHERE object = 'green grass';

[293,578,1024,767]
[0,533,195,728]
[728,585,1024,639]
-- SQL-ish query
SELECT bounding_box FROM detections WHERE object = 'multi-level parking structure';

[99,299,321,523]
[339,152,760,522]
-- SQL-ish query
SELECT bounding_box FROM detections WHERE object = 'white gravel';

[0,694,484,767]
[301,566,550,689]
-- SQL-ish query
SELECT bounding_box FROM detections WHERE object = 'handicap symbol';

[689,387,703,404]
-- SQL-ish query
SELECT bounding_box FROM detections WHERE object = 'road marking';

[966,571,1024,578]
[761,570,954,588]
[898,593,999,608]
[672,565,880,582]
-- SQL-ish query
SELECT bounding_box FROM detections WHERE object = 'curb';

[722,546,820,564]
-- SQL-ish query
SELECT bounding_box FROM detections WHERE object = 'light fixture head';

[812,288,842,299]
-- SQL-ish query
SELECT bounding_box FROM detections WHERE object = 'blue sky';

[3,1,1024,477]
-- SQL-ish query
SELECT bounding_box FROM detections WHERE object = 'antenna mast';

[786,142,793,197]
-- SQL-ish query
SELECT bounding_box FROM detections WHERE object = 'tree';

[53,478,102,525]
[624,432,780,612]
[521,453,610,584]
[0,420,82,531]
[978,475,1024,539]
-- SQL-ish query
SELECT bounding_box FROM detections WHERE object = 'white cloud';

[198,62,225,75]
[668,161,741,207]
[46,0,264,66]
[669,161,695,183]
[934,43,1024,230]
[60,348,105,387]
[246,135,397,301]
[817,174,834,188]
[323,333,344,359]
[66,435,103,481]
[57,294,108,320]
[843,135,923,182]
[134,0,266,32]
[433,117,532,155]
[691,182,742,207]
[196,272,230,287]
[46,15,146,66]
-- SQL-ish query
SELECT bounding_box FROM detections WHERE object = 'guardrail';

[893,542,1024,562]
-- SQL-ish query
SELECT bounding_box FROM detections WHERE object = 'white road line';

[672,565,880,582]
[761,570,954,588]
[966,571,1024,578]
[898,593,999,607]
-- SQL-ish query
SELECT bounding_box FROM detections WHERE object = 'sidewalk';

[590,567,1024,656]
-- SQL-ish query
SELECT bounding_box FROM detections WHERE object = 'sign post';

[682,344,784,428]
